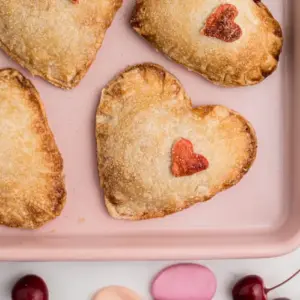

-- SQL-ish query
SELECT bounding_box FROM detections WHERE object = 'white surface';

[0,249,299,299]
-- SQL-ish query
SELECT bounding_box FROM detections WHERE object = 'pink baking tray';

[0,0,299,261]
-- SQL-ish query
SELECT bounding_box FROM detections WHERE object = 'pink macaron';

[93,286,141,300]
[151,263,217,300]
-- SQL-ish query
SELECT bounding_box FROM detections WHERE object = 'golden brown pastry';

[0,69,66,229]
[0,0,122,89]
[96,63,257,220]
[131,0,283,87]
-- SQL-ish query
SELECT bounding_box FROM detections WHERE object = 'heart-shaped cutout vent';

[172,138,209,177]
[201,4,242,43]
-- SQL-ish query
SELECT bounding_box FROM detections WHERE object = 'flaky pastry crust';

[0,0,122,89]
[131,0,283,87]
[0,69,66,228]
[96,63,257,220]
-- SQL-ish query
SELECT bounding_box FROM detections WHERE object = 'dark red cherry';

[12,275,48,300]
[232,275,266,300]
[232,270,300,300]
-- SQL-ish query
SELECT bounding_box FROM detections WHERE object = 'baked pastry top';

[0,69,66,228]
[0,0,122,89]
[131,0,283,87]
[96,63,257,220]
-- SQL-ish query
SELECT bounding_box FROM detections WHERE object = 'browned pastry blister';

[96,63,257,220]
[131,0,283,87]
[0,69,66,229]
[0,0,122,89]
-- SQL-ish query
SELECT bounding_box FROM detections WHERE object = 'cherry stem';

[265,269,300,293]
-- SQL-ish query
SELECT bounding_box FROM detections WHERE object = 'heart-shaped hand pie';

[0,0,122,89]
[131,0,283,87]
[96,64,257,220]
[0,69,66,228]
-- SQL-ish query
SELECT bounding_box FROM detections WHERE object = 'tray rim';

[0,226,299,261]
